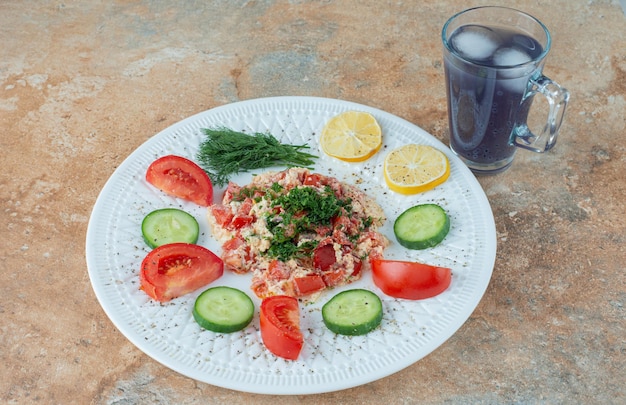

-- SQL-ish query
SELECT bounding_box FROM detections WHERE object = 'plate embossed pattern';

[86,97,496,395]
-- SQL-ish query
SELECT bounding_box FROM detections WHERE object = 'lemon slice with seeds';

[320,111,382,162]
[384,144,450,194]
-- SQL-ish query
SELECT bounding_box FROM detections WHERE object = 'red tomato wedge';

[146,155,213,206]
[260,296,303,360]
[140,243,224,302]
[370,258,451,300]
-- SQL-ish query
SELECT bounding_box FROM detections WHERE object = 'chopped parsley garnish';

[262,184,352,261]
[273,186,351,225]
[265,239,318,262]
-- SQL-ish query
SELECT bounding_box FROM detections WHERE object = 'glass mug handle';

[512,75,570,153]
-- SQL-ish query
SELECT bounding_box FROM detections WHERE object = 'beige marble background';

[1,1,624,404]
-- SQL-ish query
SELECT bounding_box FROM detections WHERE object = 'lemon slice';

[320,111,382,162]
[384,144,450,194]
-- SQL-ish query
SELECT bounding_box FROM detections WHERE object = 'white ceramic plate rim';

[86,96,496,395]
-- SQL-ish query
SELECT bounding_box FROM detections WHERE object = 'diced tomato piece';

[350,257,363,277]
[211,205,234,227]
[139,243,223,302]
[222,236,244,251]
[303,173,324,187]
[238,198,254,215]
[229,198,255,228]
[332,231,354,248]
[358,230,387,247]
[223,182,242,203]
[321,269,345,287]
[222,251,244,273]
[370,258,451,300]
[333,215,359,235]
[221,236,250,274]
[331,214,347,228]
[251,278,269,298]
[146,155,213,206]
[230,215,254,229]
[321,255,362,287]
[313,244,337,271]
[268,260,291,280]
[293,275,326,296]
[260,296,303,360]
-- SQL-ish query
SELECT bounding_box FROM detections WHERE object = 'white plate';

[86,96,496,395]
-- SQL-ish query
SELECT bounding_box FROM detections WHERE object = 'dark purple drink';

[444,24,544,173]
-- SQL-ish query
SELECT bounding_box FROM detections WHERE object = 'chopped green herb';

[272,186,351,226]
[197,128,318,187]
[270,182,284,194]
[265,239,318,262]
[262,183,352,261]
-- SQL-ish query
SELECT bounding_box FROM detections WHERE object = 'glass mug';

[442,6,569,174]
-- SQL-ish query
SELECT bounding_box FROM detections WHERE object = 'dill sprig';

[196,128,318,187]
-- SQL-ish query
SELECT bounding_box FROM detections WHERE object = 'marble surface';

[1,1,624,404]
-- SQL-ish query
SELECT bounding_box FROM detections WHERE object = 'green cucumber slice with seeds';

[141,208,199,248]
[193,286,254,333]
[393,204,450,250]
[322,289,383,336]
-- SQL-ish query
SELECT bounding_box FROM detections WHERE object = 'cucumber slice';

[141,208,199,248]
[322,289,383,336]
[393,204,450,250]
[193,286,254,333]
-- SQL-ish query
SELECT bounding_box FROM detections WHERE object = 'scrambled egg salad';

[207,168,389,299]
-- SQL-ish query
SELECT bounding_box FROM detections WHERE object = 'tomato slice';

[260,296,303,360]
[370,258,451,300]
[140,243,224,302]
[146,155,213,206]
